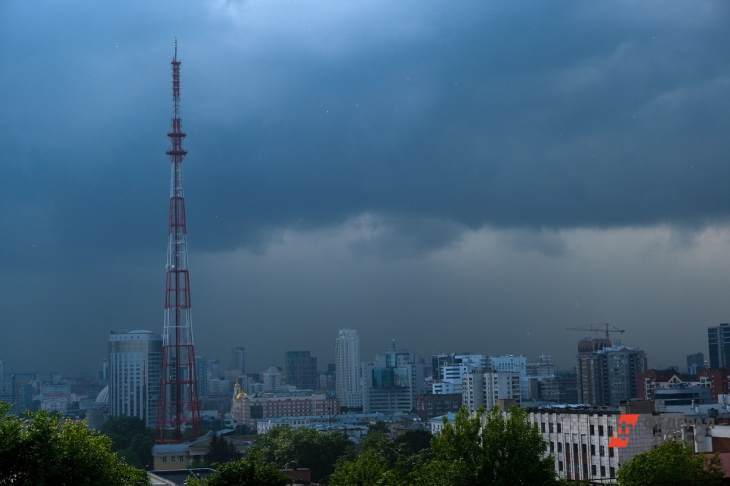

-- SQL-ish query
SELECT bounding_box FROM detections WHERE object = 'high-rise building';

[10,373,37,414]
[577,340,647,406]
[708,324,730,369]
[363,349,418,414]
[686,353,705,375]
[335,329,362,411]
[576,338,611,405]
[108,330,162,427]
[462,368,521,412]
[262,366,282,393]
[285,351,318,390]
[230,347,246,376]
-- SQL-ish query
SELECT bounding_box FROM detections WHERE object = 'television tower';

[157,41,201,442]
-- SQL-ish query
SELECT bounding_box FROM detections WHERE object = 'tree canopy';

[187,458,288,486]
[330,406,558,486]
[248,426,353,483]
[0,403,148,486]
[618,440,724,486]
[100,416,154,469]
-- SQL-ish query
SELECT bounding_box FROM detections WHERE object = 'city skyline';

[3,1,730,374]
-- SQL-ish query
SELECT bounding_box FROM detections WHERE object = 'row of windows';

[557,461,615,478]
[539,422,614,437]
[160,455,186,464]
[548,441,614,458]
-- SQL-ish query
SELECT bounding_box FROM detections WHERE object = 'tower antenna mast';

[157,41,202,443]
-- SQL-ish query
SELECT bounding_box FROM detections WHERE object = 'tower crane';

[565,323,626,344]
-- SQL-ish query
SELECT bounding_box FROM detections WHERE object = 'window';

[591,444,595,455]
[610,467,616,478]
[549,422,554,433]
[609,447,614,457]
[590,424,595,435]
[599,445,605,456]
[558,442,563,452]
[162,456,168,464]
[598,425,604,436]
[171,456,176,463]
[591,465,597,476]
[179,456,185,463]
[541,422,546,433]
[558,461,564,471]
[550,442,555,453]
[608,425,613,436]
[557,423,562,433]
[601,466,606,477]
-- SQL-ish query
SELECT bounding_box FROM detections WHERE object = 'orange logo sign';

[608,414,639,448]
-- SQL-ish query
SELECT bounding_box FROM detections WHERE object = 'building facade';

[577,341,647,406]
[462,369,521,412]
[363,350,418,414]
[108,330,162,427]
[285,351,319,390]
[335,329,362,411]
[709,324,730,369]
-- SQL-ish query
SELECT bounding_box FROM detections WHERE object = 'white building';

[336,329,362,410]
[262,366,282,393]
[462,369,521,412]
[528,406,712,483]
[108,330,162,427]
[490,355,528,398]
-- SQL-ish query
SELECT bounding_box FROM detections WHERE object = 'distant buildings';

[708,323,730,369]
[686,352,705,375]
[285,351,318,390]
[108,330,162,427]
[576,339,647,406]
[462,368,521,412]
[363,348,418,414]
[335,329,362,411]
[229,385,338,427]
[638,368,730,406]
[415,393,462,420]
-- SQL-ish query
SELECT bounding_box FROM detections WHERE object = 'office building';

[285,351,318,390]
[262,366,282,393]
[687,352,705,375]
[230,347,246,376]
[577,338,611,405]
[363,349,418,414]
[108,330,162,427]
[335,329,362,411]
[708,323,730,369]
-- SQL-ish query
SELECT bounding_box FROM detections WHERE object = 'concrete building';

[415,393,462,420]
[335,329,362,411]
[108,330,162,427]
[577,341,647,406]
[262,366,282,393]
[285,351,318,390]
[528,406,713,483]
[709,324,730,369]
[363,349,418,414]
[462,369,521,412]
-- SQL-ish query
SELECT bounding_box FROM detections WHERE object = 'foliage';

[100,415,154,469]
[0,403,148,485]
[187,458,288,486]
[617,440,724,486]
[394,429,432,456]
[422,406,558,486]
[329,448,396,486]
[248,426,353,483]
[205,434,240,465]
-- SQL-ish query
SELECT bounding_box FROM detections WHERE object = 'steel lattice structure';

[156,42,201,442]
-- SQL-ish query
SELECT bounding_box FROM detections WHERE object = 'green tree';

[414,406,558,486]
[249,426,353,482]
[187,458,288,486]
[0,403,148,485]
[395,429,432,456]
[329,448,398,486]
[617,440,723,486]
[205,434,240,465]
[100,416,154,469]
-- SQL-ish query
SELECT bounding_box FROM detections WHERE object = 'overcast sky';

[2,0,730,375]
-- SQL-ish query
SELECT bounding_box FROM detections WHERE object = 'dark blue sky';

[2,0,730,374]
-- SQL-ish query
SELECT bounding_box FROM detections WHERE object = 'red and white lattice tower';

[157,41,201,443]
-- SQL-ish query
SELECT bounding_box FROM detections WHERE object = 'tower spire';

[157,42,202,443]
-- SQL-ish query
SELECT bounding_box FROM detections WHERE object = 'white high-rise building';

[108,330,162,427]
[462,368,521,412]
[335,329,362,411]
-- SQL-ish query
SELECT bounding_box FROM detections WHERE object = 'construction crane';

[566,323,626,344]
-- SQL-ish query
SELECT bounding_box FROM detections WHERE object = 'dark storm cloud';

[2,0,730,263]
[2,0,730,372]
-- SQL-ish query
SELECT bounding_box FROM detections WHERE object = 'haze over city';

[3,0,730,374]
